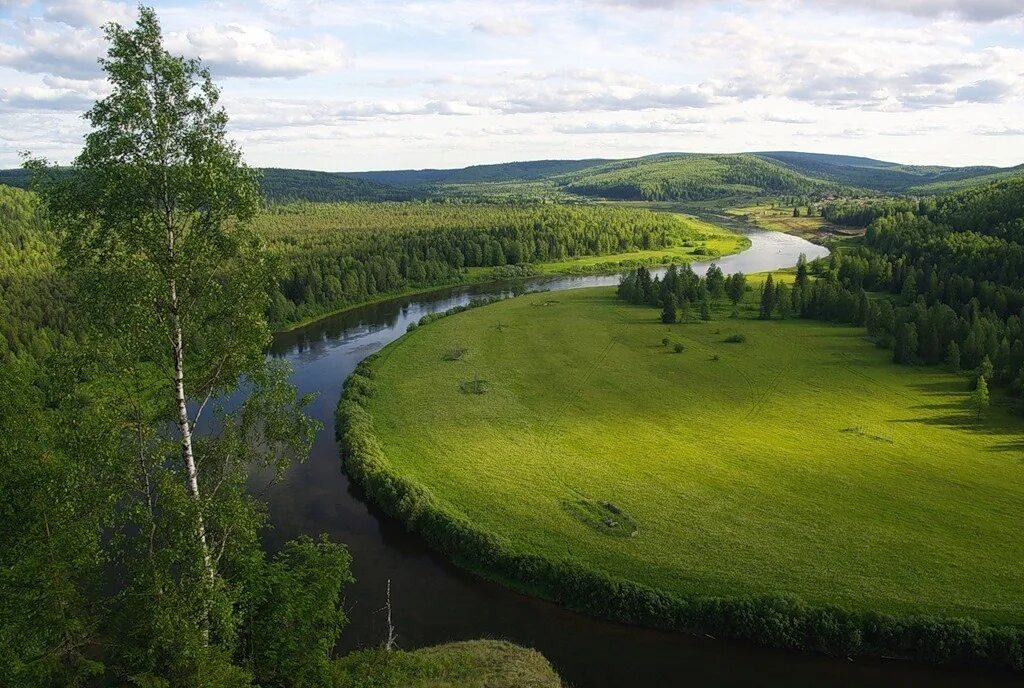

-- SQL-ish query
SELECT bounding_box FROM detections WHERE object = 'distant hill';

[259,168,409,202]
[0,169,31,189]
[756,151,1016,193]
[345,158,610,187]
[559,153,841,201]
[0,167,411,203]
[904,164,1024,195]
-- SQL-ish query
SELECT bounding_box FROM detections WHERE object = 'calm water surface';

[261,221,1015,687]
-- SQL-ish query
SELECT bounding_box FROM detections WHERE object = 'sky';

[0,0,1023,171]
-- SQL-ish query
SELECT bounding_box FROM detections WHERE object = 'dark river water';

[262,221,1016,687]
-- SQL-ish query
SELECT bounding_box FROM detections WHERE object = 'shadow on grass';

[890,384,1024,454]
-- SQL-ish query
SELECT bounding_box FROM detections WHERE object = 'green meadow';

[366,287,1024,623]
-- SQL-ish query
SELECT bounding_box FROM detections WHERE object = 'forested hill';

[559,153,841,201]
[343,158,610,186]
[757,151,1024,194]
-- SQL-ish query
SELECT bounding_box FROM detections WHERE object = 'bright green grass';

[366,288,1024,623]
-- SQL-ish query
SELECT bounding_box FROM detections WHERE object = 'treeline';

[259,168,412,203]
[255,202,688,327]
[339,354,1024,672]
[822,198,924,227]
[616,263,746,322]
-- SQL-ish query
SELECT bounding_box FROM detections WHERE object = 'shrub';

[442,346,467,361]
[724,333,746,343]
[459,378,488,395]
[673,343,684,353]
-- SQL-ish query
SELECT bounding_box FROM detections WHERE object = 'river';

[262,220,1014,687]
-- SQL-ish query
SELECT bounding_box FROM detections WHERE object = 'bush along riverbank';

[335,304,1024,673]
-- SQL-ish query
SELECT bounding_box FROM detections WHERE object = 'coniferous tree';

[775,283,792,319]
[971,375,990,419]
[759,274,776,320]
[795,253,809,289]
[894,322,919,363]
[706,264,726,301]
[727,272,747,306]
[661,293,678,324]
[699,298,712,321]
[945,341,961,373]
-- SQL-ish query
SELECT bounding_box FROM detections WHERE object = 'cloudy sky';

[1,0,1022,171]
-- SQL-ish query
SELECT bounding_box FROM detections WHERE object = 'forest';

[0,192,695,357]
[255,202,687,326]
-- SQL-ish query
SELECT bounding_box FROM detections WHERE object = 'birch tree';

[30,4,271,646]
[24,6,353,683]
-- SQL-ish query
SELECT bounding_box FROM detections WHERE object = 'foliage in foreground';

[2,8,352,687]
[330,640,561,688]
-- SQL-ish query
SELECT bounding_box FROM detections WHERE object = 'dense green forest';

[0,185,65,359]
[0,168,412,204]
[0,189,696,353]
[821,198,923,227]
[254,201,689,326]
[260,168,411,202]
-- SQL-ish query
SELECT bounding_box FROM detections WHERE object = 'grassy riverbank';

[358,287,1024,624]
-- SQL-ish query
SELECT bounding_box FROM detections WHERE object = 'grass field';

[726,203,826,237]
[365,287,1024,623]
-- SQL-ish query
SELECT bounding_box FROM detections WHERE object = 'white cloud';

[0,76,107,112]
[0,0,1022,168]
[172,24,348,78]
[601,0,1024,21]
[0,21,104,78]
[555,119,705,134]
[42,0,133,29]
[471,17,533,36]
